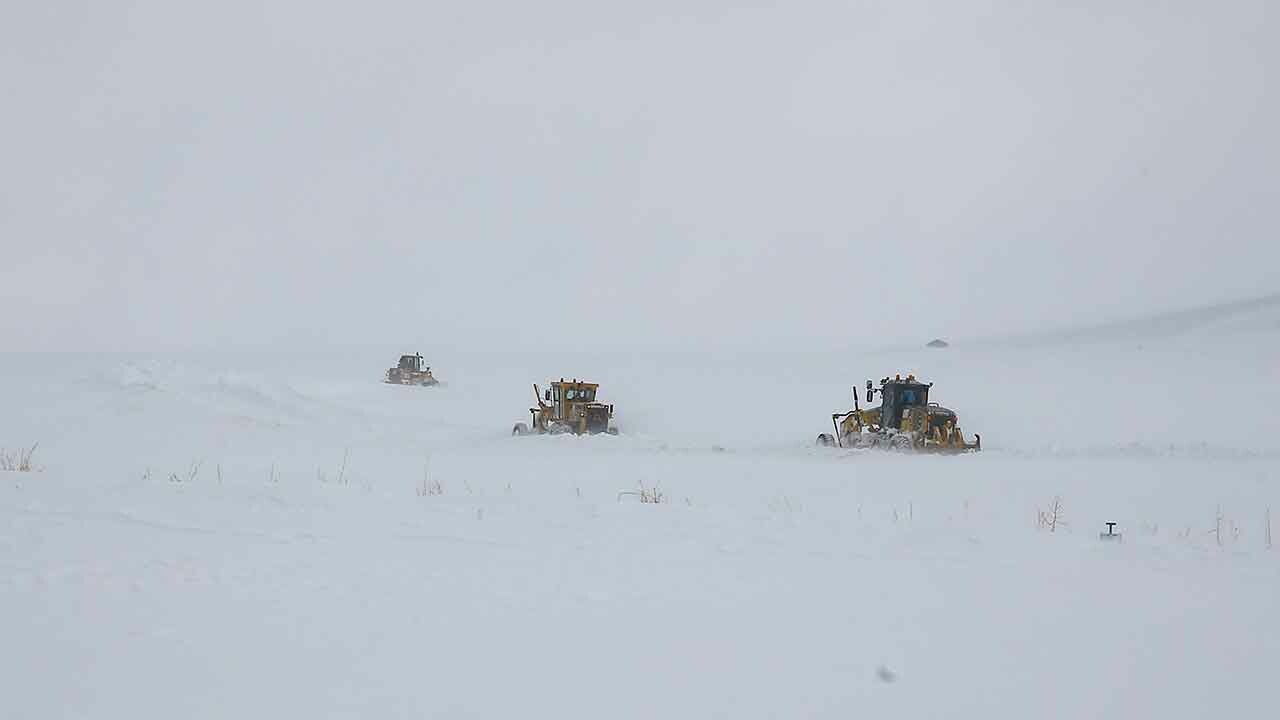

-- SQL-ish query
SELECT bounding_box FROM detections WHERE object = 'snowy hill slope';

[2,308,1278,719]
[974,291,1280,348]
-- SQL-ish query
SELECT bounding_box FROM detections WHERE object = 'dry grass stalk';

[418,464,443,496]
[337,449,350,486]
[169,460,201,483]
[618,480,666,504]
[1037,496,1066,532]
[0,443,39,472]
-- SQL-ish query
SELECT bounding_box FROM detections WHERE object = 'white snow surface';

[3,317,1279,718]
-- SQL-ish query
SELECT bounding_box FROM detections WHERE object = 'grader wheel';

[816,433,836,447]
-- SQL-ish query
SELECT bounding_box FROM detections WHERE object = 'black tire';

[816,433,836,447]
[512,422,529,436]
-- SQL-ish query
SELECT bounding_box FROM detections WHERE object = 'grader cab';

[385,353,439,386]
[512,378,618,436]
[816,374,980,453]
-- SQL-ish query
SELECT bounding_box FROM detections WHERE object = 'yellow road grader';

[816,374,980,453]
[513,378,618,436]
[385,353,439,386]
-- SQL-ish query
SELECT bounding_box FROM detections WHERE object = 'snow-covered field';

[3,307,1279,718]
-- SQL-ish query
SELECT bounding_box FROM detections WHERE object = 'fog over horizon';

[2,1,1275,353]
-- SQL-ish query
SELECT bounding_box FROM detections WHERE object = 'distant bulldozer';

[513,378,618,436]
[385,353,439,386]
[816,374,980,453]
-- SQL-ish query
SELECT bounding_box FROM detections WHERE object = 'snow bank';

[2,319,1278,718]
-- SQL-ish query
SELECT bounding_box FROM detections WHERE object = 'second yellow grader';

[513,378,619,436]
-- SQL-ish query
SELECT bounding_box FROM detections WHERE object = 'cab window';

[899,387,926,406]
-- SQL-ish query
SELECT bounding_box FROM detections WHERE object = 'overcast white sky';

[2,1,1275,352]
